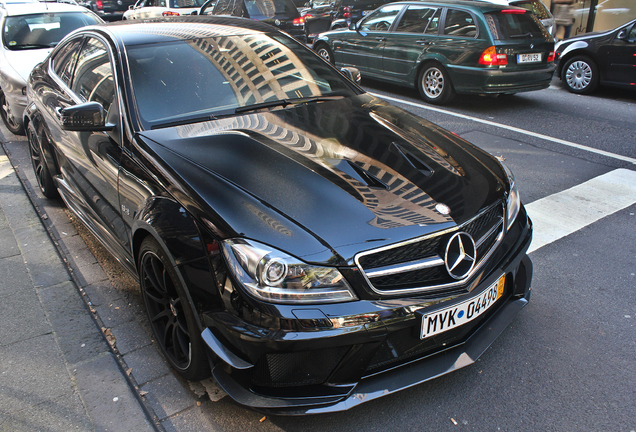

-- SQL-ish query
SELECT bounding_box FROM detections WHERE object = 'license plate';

[420,275,505,339]
[517,53,542,63]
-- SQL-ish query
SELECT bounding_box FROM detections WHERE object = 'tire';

[562,56,598,95]
[417,63,455,105]
[0,91,24,135]
[138,237,210,381]
[27,122,58,199]
[315,44,335,65]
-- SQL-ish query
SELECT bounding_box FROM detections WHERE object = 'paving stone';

[0,255,32,295]
[0,227,19,258]
[0,392,94,432]
[141,374,197,420]
[14,225,71,289]
[94,297,136,328]
[111,320,152,355]
[0,286,50,346]
[0,334,72,414]
[123,345,171,385]
[0,207,8,230]
[161,405,220,432]
[74,261,109,288]
[38,281,110,366]
[72,353,155,432]
[82,280,122,308]
[0,187,41,229]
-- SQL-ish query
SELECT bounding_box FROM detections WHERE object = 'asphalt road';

[11,77,636,431]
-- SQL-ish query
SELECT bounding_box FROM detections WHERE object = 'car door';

[50,36,128,256]
[334,3,402,75]
[601,22,636,85]
[382,5,440,79]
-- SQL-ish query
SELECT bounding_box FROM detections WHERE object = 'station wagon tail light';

[222,239,358,304]
[547,51,555,62]
[96,0,103,9]
[501,9,526,14]
[162,10,180,16]
[479,46,508,66]
[343,6,351,18]
[293,16,305,26]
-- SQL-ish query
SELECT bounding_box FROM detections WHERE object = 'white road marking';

[369,92,636,165]
[525,168,636,253]
[0,155,12,181]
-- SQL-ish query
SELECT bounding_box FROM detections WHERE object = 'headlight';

[221,239,357,304]
[502,163,520,231]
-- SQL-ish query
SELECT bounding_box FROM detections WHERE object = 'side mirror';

[340,66,361,84]
[349,21,357,31]
[60,102,114,132]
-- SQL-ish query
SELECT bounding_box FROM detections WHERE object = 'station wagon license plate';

[420,275,505,339]
[517,53,542,63]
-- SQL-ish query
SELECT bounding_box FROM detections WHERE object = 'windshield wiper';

[150,110,235,129]
[235,95,346,114]
[509,32,534,38]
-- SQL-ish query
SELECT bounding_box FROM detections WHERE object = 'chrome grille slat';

[355,201,505,296]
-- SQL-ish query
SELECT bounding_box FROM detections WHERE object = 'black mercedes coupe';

[24,16,533,414]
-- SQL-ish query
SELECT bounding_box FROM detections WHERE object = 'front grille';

[355,201,504,296]
[251,346,349,388]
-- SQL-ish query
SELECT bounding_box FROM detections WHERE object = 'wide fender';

[559,40,591,60]
[24,103,58,176]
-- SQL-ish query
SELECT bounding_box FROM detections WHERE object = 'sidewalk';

[0,140,156,430]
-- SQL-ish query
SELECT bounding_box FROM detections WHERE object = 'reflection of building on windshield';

[189,35,321,105]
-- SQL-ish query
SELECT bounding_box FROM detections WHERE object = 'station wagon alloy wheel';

[418,64,455,105]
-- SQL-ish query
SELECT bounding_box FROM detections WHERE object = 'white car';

[123,0,206,19]
[0,2,102,134]
[473,0,556,38]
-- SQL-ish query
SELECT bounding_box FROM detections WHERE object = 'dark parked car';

[25,16,532,414]
[314,0,556,104]
[82,0,136,20]
[555,18,636,94]
[204,0,305,40]
[304,0,392,29]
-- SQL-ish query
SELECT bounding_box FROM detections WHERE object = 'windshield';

[485,11,550,39]
[168,0,207,7]
[244,0,298,18]
[3,12,101,50]
[512,1,551,20]
[127,33,358,130]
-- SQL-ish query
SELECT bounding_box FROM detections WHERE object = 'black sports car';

[555,18,636,94]
[25,16,532,414]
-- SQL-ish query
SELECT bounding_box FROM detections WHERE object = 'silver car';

[0,1,101,134]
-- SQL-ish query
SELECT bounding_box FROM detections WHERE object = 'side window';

[395,6,437,34]
[359,4,402,32]
[52,38,84,86]
[424,8,441,34]
[71,38,115,113]
[444,9,476,37]
[628,24,636,41]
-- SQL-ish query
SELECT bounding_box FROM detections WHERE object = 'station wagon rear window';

[484,10,550,40]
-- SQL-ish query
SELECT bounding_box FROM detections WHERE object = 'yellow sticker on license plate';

[420,275,505,339]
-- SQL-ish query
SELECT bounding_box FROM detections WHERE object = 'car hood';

[2,48,52,82]
[136,94,507,265]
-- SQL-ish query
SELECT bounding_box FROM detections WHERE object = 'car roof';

[1,1,90,15]
[386,0,526,12]
[83,16,281,45]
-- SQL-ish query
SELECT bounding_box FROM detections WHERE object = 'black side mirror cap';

[340,66,361,84]
[60,102,115,132]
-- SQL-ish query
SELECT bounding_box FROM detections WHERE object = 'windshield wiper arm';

[150,110,235,129]
[510,32,533,38]
[235,95,346,114]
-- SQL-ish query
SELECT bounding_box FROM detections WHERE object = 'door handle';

[375,37,386,42]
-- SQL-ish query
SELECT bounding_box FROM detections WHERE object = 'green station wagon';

[313,0,556,104]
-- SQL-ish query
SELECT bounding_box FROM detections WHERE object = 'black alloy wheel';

[562,55,598,95]
[0,91,24,135]
[315,44,334,65]
[27,123,58,199]
[418,63,455,105]
[138,237,210,381]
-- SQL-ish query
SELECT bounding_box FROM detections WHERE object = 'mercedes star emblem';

[444,232,476,280]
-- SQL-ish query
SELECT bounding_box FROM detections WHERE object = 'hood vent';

[346,161,389,190]
[391,143,434,177]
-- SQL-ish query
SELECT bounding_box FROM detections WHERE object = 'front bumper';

[202,214,533,414]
